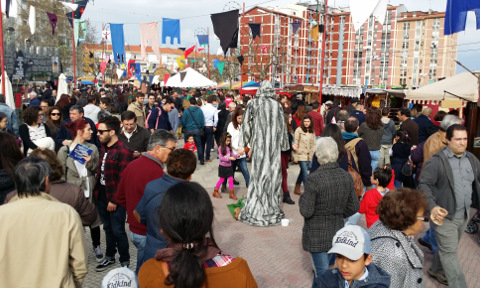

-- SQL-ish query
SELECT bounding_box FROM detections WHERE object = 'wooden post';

[72,0,76,86]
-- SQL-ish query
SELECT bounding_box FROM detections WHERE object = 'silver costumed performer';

[238,81,289,226]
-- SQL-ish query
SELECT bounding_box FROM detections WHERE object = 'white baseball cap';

[101,267,138,288]
[328,225,371,261]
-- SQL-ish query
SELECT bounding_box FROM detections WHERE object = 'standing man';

[201,95,218,163]
[307,101,324,139]
[344,98,358,115]
[419,124,480,287]
[144,93,157,117]
[351,103,366,125]
[147,96,174,133]
[128,93,146,128]
[0,158,87,287]
[116,129,175,273]
[0,94,19,136]
[414,106,434,144]
[84,94,101,124]
[40,100,50,123]
[379,107,396,166]
[94,116,133,271]
[397,107,419,145]
[29,91,41,106]
[56,105,100,150]
[182,97,205,164]
[118,111,151,159]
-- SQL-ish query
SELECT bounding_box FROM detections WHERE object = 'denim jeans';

[370,150,380,171]
[202,127,214,160]
[235,157,250,187]
[97,188,130,264]
[311,252,332,288]
[130,231,146,274]
[296,161,309,185]
[185,129,204,162]
[421,226,438,254]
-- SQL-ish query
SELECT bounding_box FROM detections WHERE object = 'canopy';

[406,71,480,102]
[0,73,15,109]
[165,67,217,88]
[80,80,94,85]
[56,73,68,103]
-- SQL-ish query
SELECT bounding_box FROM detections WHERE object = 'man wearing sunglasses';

[94,116,133,272]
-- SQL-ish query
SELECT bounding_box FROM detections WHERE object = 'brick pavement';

[82,144,480,287]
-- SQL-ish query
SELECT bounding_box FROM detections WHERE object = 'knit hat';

[328,225,371,261]
[101,267,138,288]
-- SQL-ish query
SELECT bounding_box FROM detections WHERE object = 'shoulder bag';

[188,108,205,137]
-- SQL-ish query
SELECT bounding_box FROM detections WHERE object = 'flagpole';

[318,0,328,104]
[208,27,210,79]
[0,4,5,95]
[72,0,77,87]
[240,2,245,94]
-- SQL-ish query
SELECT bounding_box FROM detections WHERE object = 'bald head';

[422,107,433,117]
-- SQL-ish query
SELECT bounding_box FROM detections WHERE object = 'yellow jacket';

[0,193,87,288]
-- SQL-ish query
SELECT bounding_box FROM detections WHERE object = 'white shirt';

[227,122,245,159]
[201,103,218,127]
[83,104,101,124]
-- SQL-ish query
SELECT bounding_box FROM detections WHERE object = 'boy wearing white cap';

[318,225,391,288]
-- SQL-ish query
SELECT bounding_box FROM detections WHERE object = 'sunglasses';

[50,113,61,116]
[98,129,112,134]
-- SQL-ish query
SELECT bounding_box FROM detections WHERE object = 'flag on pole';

[248,23,261,39]
[291,22,301,34]
[197,34,209,45]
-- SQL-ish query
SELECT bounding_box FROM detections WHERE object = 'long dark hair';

[365,107,383,130]
[219,132,232,156]
[321,124,345,162]
[46,106,63,128]
[231,107,244,130]
[0,133,24,180]
[56,94,70,109]
[159,182,216,288]
[300,115,314,133]
[284,113,293,133]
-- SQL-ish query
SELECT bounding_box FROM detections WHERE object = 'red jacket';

[115,153,164,235]
[308,110,324,137]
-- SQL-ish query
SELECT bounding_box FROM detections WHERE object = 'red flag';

[197,47,204,52]
[164,74,170,84]
[128,60,135,78]
[184,45,195,58]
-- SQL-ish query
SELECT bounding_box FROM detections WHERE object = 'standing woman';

[57,118,104,263]
[293,115,315,195]
[138,182,257,287]
[45,106,63,151]
[358,107,384,170]
[227,108,250,188]
[19,106,55,156]
[280,112,295,204]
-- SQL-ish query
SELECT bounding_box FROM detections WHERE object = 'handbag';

[347,150,364,198]
[401,159,414,177]
[188,108,205,137]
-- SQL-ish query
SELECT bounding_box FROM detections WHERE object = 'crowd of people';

[0,80,479,288]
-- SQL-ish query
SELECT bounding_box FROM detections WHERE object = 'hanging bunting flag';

[190,59,196,63]
[197,34,209,46]
[291,22,301,34]
[217,61,225,75]
[102,30,110,40]
[177,55,185,70]
[444,0,480,35]
[237,55,244,66]
[128,60,136,78]
[213,59,220,69]
[211,10,239,56]
[60,2,78,11]
[310,25,319,41]
[162,18,181,44]
[28,6,35,35]
[140,22,161,61]
[180,71,187,82]
[349,0,387,32]
[110,24,126,64]
[46,12,58,35]
[248,23,261,39]
[106,55,110,62]
[135,63,142,81]
[197,47,204,52]
[89,51,94,58]
[116,68,124,79]
[2,0,18,18]
[184,45,195,58]
[100,62,107,75]
[65,0,88,28]
[261,45,269,53]
[163,74,170,84]
[228,28,239,49]
[149,75,154,84]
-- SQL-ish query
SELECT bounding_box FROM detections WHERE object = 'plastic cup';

[281,218,290,226]
[432,207,448,226]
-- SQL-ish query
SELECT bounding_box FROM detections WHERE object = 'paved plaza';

[82,143,480,287]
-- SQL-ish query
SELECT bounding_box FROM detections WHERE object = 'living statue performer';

[237,81,289,226]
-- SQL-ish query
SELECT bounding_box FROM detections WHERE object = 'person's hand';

[107,202,117,212]
[229,157,236,161]
[133,151,141,158]
[248,149,252,158]
[213,127,217,132]
[292,144,299,151]
[431,206,448,223]
[82,154,92,163]
[62,139,72,146]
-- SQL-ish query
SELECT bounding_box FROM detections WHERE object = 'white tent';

[165,67,217,88]
[0,73,15,109]
[56,73,68,103]
[406,71,480,102]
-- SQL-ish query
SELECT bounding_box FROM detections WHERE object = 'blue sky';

[83,0,480,73]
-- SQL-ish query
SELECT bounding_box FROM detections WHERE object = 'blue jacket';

[56,117,100,151]
[318,263,391,288]
[29,97,40,107]
[413,114,433,144]
[351,111,366,126]
[182,106,205,132]
[147,106,172,131]
[0,103,19,137]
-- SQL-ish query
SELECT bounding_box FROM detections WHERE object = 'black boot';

[283,192,295,205]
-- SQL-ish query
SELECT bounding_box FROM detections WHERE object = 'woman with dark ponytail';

[138,182,257,288]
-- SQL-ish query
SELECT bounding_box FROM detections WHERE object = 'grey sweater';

[381,118,396,145]
[358,122,384,150]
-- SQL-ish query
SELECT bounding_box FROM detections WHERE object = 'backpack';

[346,149,364,198]
[344,138,362,168]
[145,107,161,130]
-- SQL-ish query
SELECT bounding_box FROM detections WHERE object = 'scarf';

[155,237,221,262]
[342,132,359,140]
